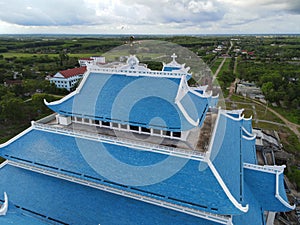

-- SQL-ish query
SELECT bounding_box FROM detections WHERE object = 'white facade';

[79,56,105,67]
[50,73,83,91]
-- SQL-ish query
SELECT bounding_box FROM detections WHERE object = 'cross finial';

[171,53,177,62]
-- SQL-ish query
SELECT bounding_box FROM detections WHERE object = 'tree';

[59,51,69,66]
[0,92,25,122]
[262,82,276,102]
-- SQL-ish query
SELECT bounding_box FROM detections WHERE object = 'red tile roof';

[4,79,23,86]
[59,67,87,78]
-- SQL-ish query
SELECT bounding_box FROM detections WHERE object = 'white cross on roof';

[171,53,177,62]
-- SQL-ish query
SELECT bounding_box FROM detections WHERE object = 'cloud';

[0,0,299,34]
[285,0,300,14]
[0,0,226,27]
[0,0,97,26]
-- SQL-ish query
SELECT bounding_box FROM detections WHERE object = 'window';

[153,129,160,135]
[141,127,150,133]
[130,125,139,131]
[77,117,82,122]
[173,132,181,138]
[120,124,127,129]
[84,118,89,123]
[102,121,110,126]
[112,123,119,128]
[95,120,100,125]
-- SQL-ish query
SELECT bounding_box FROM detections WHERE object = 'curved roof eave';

[44,91,76,107]
[241,127,256,141]
[207,159,249,214]
[275,170,295,210]
[45,69,91,108]
[204,109,249,214]
[204,108,249,213]
[0,126,33,149]
[244,163,295,211]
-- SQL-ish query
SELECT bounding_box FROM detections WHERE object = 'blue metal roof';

[244,167,293,212]
[209,113,244,205]
[46,72,210,131]
[0,204,49,225]
[242,118,252,133]
[0,164,224,225]
[233,183,265,225]
[0,107,294,224]
[0,128,243,215]
[163,66,181,72]
[242,136,257,164]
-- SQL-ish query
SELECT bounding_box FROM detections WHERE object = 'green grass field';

[217,58,230,75]
[210,58,224,74]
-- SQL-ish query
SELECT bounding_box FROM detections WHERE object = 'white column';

[266,212,276,225]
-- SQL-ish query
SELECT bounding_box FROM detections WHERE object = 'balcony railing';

[32,122,205,161]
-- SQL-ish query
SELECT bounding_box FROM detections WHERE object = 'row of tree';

[237,60,300,109]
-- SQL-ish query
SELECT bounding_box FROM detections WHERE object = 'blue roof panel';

[182,92,209,127]
[0,205,49,225]
[47,72,209,131]
[0,128,241,215]
[163,67,181,72]
[209,114,243,203]
[0,164,224,225]
[232,183,265,225]
[242,119,252,133]
[242,135,257,164]
[244,167,292,212]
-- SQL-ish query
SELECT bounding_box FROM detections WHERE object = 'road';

[211,41,300,139]
[212,41,233,83]
[226,96,300,139]
[251,99,300,139]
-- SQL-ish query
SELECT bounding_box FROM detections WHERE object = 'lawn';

[2,52,58,58]
[217,58,230,75]
[210,58,224,74]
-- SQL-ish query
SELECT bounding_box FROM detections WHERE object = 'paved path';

[256,119,287,127]
[251,99,300,139]
[212,57,227,82]
[233,56,238,74]
[227,96,300,139]
[212,41,233,82]
[225,56,238,100]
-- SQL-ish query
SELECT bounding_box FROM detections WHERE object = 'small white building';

[50,56,106,91]
[50,66,86,91]
[78,56,105,67]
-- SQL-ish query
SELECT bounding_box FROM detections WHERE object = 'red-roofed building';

[50,67,87,91]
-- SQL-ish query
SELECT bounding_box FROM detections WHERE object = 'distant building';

[50,56,106,91]
[236,81,266,102]
[78,56,105,67]
[50,66,86,91]
[3,79,22,87]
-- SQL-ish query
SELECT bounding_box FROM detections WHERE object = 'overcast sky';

[0,0,299,34]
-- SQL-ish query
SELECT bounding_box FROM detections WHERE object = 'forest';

[234,37,300,124]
